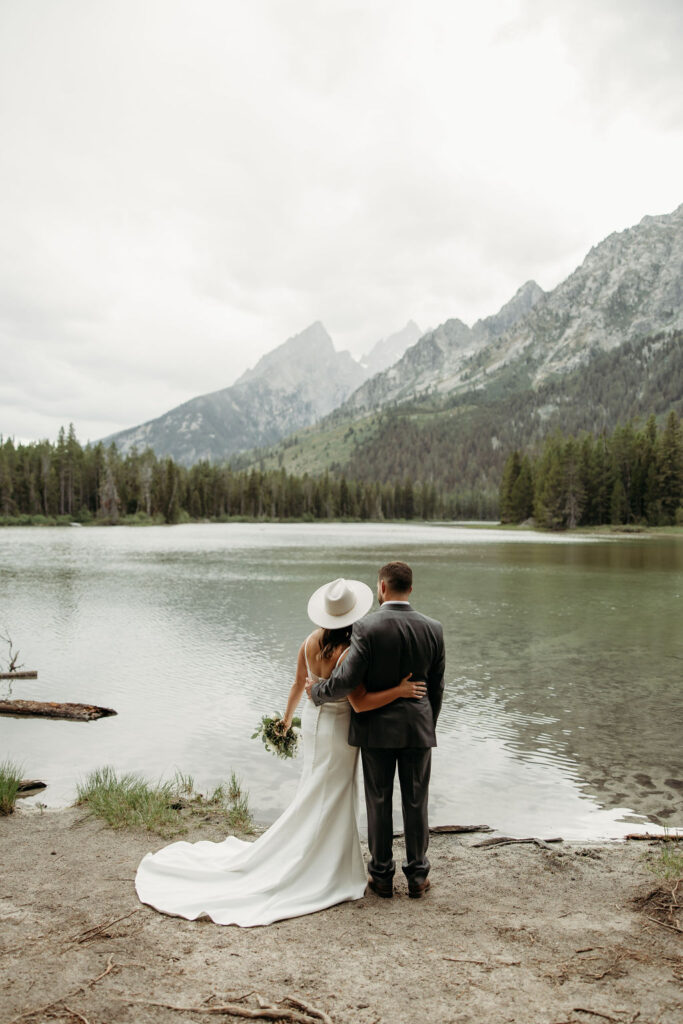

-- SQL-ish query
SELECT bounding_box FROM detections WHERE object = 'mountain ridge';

[342,204,682,415]
[105,202,682,468]
[103,321,367,464]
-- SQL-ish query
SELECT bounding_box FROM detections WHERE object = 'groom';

[306,561,445,899]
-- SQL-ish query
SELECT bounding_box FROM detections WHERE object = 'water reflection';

[1,524,681,838]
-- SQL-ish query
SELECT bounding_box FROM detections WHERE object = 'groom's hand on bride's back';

[304,675,315,700]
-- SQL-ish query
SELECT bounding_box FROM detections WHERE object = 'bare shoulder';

[301,629,322,654]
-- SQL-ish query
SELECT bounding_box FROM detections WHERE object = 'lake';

[1,523,681,840]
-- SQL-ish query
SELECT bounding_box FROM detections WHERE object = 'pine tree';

[610,478,627,525]
[500,451,521,522]
[99,449,121,522]
[534,436,565,529]
[510,456,534,522]
[563,438,585,529]
[658,411,683,523]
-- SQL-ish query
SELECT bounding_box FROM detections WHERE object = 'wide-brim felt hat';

[307,577,374,629]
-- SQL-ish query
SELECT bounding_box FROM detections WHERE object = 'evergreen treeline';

[500,412,683,529]
[0,426,474,524]
[342,331,683,500]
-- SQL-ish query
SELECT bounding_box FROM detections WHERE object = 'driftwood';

[0,699,117,721]
[121,996,332,1023]
[625,832,683,842]
[473,836,563,849]
[17,779,47,794]
[431,824,493,834]
[394,824,493,837]
[0,671,38,679]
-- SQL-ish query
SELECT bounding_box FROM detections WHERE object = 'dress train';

[135,698,366,927]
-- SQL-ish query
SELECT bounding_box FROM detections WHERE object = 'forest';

[1,389,681,530]
[500,412,683,529]
[341,331,683,499]
[0,425,485,524]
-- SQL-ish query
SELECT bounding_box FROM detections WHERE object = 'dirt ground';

[1,808,681,1024]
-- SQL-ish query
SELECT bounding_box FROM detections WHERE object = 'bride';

[135,577,426,927]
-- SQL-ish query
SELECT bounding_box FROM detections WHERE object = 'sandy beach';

[1,808,681,1024]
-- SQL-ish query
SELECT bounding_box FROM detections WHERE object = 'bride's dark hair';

[319,624,353,661]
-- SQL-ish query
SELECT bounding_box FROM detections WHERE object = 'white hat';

[307,577,374,629]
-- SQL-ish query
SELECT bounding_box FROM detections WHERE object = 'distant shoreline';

[1,513,682,538]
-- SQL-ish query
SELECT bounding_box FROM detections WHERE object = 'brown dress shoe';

[408,878,431,899]
[367,877,394,898]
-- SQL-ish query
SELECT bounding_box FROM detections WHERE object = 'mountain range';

[104,321,421,464]
[106,203,682,476]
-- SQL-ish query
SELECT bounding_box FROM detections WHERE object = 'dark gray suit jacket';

[311,603,445,748]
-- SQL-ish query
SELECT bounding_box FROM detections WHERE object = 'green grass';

[75,766,254,837]
[645,839,683,883]
[0,759,23,815]
[76,766,179,835]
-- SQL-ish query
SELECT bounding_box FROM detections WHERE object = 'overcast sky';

[1,0,681,444]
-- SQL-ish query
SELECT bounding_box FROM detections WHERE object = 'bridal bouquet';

[252,714,301,759]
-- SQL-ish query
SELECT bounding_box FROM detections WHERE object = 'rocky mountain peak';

[361,320,423,376]
[238,321,335,387]
[473,281,545,339]
[102,319,366,465]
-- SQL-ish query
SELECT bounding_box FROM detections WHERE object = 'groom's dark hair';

[378,560,412,594]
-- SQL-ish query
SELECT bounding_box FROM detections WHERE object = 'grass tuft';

[76,766,180,836]
[645,840,683,883]
[75,765,254,837]
[0,759,23,815]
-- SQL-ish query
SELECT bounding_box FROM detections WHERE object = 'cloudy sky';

[1,0,681,443]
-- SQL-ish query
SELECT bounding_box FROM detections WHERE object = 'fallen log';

[474,836,563,849]
[17,779,47,794]
[394,824,493,837]
[624,832,683,842]
[0,699,117,721]
[0,671,38,679]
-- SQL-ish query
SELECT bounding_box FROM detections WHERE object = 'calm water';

[1,523,681,840]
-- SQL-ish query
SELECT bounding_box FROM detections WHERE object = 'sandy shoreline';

[1,808,681,1024]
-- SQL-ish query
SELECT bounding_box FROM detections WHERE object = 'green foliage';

[252,714,302,759]
[645,843,683,883]
[0,759,23,816]
[499,413,683,529]
[76,765,253,837]
[76,766,181,836]
[0,427,487,523]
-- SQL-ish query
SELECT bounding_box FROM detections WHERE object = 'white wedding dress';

[135,652,367,927]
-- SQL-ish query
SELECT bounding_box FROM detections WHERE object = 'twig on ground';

[442,956,521,967]
[256,994,279,1009]
[6,955,128,1022]
[285,996,334,1024]
[70,908,140,944]
[573,1009,620,1022]
[118,999,331,1022]
[84,955,118,987]
[646,915,683,934]
[62,1006,91,1024]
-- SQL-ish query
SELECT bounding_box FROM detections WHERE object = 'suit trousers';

[361,746,432,884]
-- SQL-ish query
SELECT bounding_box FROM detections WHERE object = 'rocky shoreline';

[1,808,681,1024]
